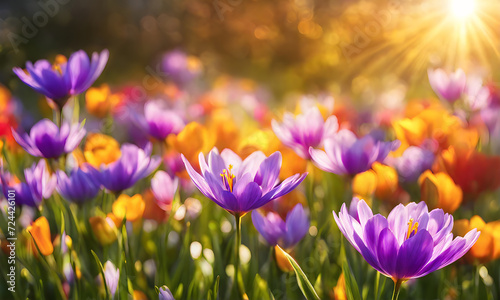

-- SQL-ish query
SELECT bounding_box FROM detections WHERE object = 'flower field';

[1,1,500,299]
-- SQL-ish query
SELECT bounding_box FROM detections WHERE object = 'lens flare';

[450,0,476,19]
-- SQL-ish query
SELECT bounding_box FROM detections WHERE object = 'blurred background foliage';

[1,0,499,105]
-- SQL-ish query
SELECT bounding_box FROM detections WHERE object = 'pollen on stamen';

[220,166,236,192]
[406,218,419,239]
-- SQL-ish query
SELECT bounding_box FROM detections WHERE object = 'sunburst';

[336,0,500,85]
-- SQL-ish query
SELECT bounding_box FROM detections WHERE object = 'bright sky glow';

[450,0,476,19]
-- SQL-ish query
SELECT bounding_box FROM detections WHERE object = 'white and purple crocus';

[394,146,435,183]
[151,170,178,211]
[182,148,307,216]
[252,203,309,249]
[132,100,185,141]
[103,261,119,298]
[13,49,109,109]
[272,106,338,159]
[1,160,56,207]
[334,199,480,283]
[12,119,86,159]
[428,68,467,103]
[309,129,400,176]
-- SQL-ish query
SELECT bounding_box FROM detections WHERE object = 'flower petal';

[395,229,434,279]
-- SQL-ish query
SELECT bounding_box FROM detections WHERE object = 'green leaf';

[91,250,110,300]
[212,275,220,300]
[175,283,184,299]
[342,260,362,300]
[277,245,320,300]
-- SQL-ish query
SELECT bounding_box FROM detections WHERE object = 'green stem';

[234,214,246,299]
[375,272,380,300]
[392,279,402,300]
[56,107,63,128]
[306,162,316,220]
[475,264,480,300]
[73,95,80,124]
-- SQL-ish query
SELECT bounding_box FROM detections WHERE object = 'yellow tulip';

[237,129,280,158]
[372,163,398,200]
[112,194,145,222]
[84,133,121,168]
[89,216,118,246]
[352,170,377,199]
[85,84,121,118]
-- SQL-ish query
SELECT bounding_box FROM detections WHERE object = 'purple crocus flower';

[159,286,175,300]
[63,260,75,284]
[428,68,466,103]
[309,129,400,176]
[56,166,101,203]
[1,160,56,207]
[464,77,491,111]
[272,106,338,159]
[252,203,309,249]
[395,146,434,183]
[132,100,185,140]
[334,199,480,283]
[151,170,178,211]
[481,107,500,134]
[103,261,119,298]
[94,143,161,193]
[12,119,86,159]
[181,148,307,216]
[13,50,109,109]
[161,50,202,85]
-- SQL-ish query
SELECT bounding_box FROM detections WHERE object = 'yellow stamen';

[53,64,63,75]
[406,218,419,239]
[220,164,236,192]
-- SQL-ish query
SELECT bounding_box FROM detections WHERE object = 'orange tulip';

[84,133,121,168]
[419,170,462,213]
[27,216,53,256]
[392,107,469,155]
[206,109,240,151]
[333,273,347,300]
[352,163,398,200]
[454,216,500,264]
[393,117,428,151]
[279,146,307,181]
[274,245,294,272]
[112,194,145,222]
[132,290,148,300]
[167,122,214,176]
[0,85,11,113]
[142,189,169,223]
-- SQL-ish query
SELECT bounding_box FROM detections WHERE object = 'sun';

[450,0,476,19]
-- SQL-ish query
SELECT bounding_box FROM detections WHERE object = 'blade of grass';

[277,245,320,300]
